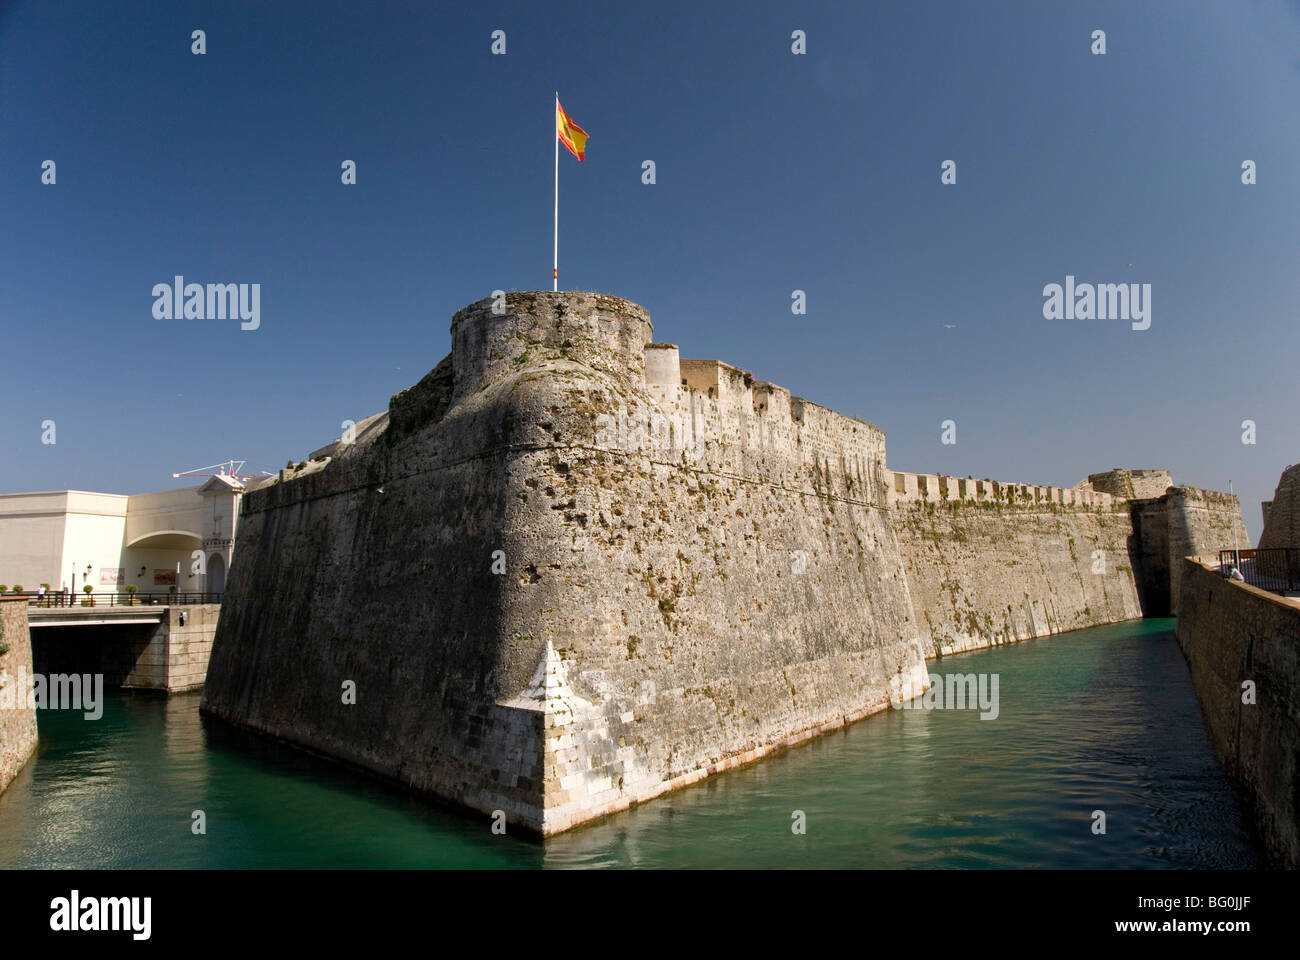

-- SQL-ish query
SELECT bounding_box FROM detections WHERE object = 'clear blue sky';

[2,0,1296,541]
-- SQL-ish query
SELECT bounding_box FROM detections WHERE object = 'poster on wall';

[153,569,177,586]
[99,568,124,586]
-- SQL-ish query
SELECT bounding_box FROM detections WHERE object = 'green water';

[0,619,1263,868]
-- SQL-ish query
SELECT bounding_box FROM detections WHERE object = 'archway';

[208,554,226,596]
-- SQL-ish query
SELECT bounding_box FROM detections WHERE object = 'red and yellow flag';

[556,98,588,162]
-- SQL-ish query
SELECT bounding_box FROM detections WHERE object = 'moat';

[0,619,1262,868]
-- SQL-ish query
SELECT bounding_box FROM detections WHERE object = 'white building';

[0,476,243,599]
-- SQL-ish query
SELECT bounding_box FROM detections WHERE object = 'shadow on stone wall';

[1128,500,1171,617]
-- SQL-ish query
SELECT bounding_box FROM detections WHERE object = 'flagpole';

[553,92,559,292]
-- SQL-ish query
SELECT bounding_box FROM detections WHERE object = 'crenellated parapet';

[885,470,1116,511]
[1079,468,1173,501]
[608,348,886,504]
[267,293,890,511]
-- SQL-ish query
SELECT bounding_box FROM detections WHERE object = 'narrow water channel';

[0,618,1262,868]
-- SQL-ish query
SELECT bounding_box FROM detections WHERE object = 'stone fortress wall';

[1177,556,1300,867]
[892,483,1139,658]
[0,597,39,796]
[1259,463,1300,549]
[888,465,1248,657]
[203,292,927,837]
[1078,468,1174,501]
[202,291,1251,836]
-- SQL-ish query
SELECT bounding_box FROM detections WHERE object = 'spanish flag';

[556,98,588,162]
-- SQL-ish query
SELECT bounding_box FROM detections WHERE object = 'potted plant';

[126,584,138,606]
[0,585,8,595]
[12,585,22,595]
[82,584,94,606]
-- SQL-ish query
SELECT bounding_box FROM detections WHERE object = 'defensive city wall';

[1177,557,1300,868]
[887,468,1244,657]
[887,471,1115,508]
[1259,463,1300,549]
[200,291,1249,835]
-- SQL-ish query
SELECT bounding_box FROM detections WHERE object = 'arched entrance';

[208,553,226,595]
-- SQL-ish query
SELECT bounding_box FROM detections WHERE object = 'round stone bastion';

[449,291,653,404]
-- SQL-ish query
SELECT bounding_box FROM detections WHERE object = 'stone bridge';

[27,604,219,693]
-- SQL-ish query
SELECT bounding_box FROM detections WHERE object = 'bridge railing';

[21,592,222,608]
[1218,549,1300,594]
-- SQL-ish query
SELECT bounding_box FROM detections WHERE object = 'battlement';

[637,357,885,500]
[1164,484,1244,510]
[886,471,1116,510]
[1078,468,1173,500]
[443,293,886,495]
[260,293,1225,532]
[252,292,890,512]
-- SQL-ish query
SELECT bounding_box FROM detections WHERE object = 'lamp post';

[1230,480,1240,568]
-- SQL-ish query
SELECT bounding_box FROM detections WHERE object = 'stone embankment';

[0,596,38,796]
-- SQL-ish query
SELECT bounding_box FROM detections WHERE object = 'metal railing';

[18,591,222,608]
[1218,549,1300,594]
